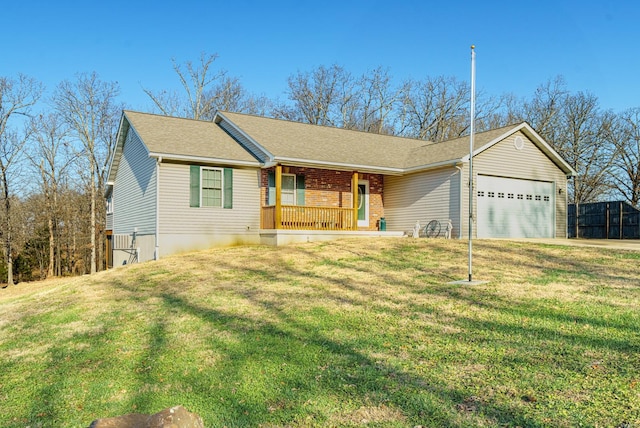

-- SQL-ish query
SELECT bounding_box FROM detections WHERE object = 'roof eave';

[148,152,262,167]
[273,156,406,175]
[403,159,463,174]
[105,112,129,185]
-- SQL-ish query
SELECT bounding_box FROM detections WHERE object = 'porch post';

[352,171,359,230]
[275,164,282,229]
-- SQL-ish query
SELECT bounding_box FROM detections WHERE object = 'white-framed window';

[106,197,113,214]
[201,167,223,207]
[281,174,296,205]
[266,170,305,206]
[190,165,233,209]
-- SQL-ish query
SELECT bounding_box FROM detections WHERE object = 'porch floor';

[259,229,405,246]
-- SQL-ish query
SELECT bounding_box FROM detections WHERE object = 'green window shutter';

[190,165,200,208]
[268,170,275,205]
[223,168,233,209]
[296,175,305,206]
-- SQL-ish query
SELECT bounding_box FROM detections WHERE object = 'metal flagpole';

[468,45,476,282]
[447,46,486,286]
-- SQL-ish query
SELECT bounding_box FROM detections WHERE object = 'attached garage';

[476,175,555,238]
[385,123,576,240]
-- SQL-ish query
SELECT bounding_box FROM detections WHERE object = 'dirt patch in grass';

[333,403,407,425]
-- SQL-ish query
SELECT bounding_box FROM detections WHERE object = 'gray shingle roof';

[403,124,521,169]
[124,111,260,164]
[218,111,427,170]
[219,111,529,171]
[112,110,572,177]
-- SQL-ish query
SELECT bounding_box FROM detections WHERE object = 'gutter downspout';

[155,156,162,260]
[455,164,464,239]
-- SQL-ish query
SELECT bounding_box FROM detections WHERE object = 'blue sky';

[3,0,639,113]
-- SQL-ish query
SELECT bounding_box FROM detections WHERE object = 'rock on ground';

[88,405,204,428]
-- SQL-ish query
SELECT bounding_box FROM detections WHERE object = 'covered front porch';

[259,165,385,232]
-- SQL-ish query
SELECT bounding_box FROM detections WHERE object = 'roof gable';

[403,124,519,171]
[122,111,260,165]
[468,122,576,176]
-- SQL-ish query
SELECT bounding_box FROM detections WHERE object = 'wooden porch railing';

[261,206,355,230]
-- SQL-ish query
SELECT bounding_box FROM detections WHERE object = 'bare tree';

[609,108,640,206]
[283,64,353,126]
[478,92,531,132]
[555,92,617,203]
[282,65,404,134]
[53,72,121,274]
[334,74,359,131]
[144,53,256,120]
[145,53,224,119]
[505,78,617,204]
[240,94,275,116]
[0,74,43,286]
[15,193,48,280]
[0,132,29,286]
[398,75,470,142]
[354,67,401,134]
[27,113,76,277]
[522,76,568,145]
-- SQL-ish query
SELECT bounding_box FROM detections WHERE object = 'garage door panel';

[477,175,554,238]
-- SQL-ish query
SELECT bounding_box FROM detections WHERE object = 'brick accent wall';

[260,167,385,231]
[365,173,385,231]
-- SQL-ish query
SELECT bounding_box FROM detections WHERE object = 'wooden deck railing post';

[275,165,282,229]
[352,171,359,230]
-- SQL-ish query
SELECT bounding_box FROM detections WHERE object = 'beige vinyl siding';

[158,163,262,254]
[112,128,156,235]
[472,131,568,238]
[459,163,472,239]
[384,166,461,236]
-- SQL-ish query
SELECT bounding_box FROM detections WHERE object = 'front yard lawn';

[0,238,638,427]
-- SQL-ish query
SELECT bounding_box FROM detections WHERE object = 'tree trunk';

[3,179,13,286]
[5,236,13,286]
[47,215,54,278]
[90,161,96,274]
[56,225,61,277]
[72,228,77,275]
[97,227,104,272]
[53,189,60,277]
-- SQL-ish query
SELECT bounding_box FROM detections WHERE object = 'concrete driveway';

[503,238,640,251]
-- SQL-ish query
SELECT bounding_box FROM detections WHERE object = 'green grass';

[1,238,639,427]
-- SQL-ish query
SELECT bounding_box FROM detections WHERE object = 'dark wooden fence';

[568,201,640,239]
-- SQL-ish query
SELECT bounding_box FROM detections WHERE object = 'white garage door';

[477,175,554,238]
